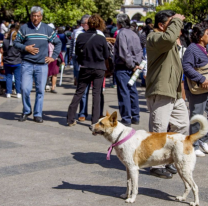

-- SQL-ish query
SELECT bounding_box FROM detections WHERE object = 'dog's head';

[89,111,118,137]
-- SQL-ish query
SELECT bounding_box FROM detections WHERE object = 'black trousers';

[67,68,105,124]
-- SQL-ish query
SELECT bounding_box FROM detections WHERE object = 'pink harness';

[107,129,136,160]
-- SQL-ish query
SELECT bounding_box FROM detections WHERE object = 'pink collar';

[107,129,136,160]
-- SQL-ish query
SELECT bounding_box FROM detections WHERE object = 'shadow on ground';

[71,152,149,175]
[0,112,21,121]
[53,181,178,203]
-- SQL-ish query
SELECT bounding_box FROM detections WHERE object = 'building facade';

[122,0,173,21]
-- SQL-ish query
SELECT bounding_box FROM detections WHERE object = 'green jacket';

[145,18,183,99]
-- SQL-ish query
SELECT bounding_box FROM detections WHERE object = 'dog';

[89,111,208,206]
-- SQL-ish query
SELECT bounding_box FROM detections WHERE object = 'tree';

[94,0,123,21]
[0,0,98,26]
[176,0,208,22]
[141,0,208,24]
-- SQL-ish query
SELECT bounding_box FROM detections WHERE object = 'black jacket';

[75,29,109,70]
[3,39,22,65]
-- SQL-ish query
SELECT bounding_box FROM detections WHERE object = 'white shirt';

[31,22,42,30]
[0,23,8,34]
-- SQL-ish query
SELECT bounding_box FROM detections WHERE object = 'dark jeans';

[67,68,105,124]
[115,68,140,124]
[5,65,21,94]
[185,89,208,149]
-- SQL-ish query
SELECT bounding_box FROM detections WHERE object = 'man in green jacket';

[145,10,189,179]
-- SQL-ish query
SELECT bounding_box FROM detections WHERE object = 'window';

[134,0,143,5]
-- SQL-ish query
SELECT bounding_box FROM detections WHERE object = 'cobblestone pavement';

[0,66,207,206]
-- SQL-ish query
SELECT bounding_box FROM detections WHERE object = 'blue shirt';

[58,33,66,52]
[182,43,208,90]
[14,22,62,64]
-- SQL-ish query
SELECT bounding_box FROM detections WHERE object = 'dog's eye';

[99,122,103,126]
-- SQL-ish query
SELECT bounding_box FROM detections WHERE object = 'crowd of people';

[0,6,208,179]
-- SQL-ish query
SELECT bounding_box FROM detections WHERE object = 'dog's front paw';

[120,193,128,199]
[176,196,186,201]
[125,197,135,203]
[189,202,199,206]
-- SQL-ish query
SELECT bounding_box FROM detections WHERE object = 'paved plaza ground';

[0,66,207,206]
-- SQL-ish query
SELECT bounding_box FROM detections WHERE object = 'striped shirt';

[182,43,208,90]
[14,22,62,64]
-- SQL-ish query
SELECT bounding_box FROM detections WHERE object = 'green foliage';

[0,0,98,26]
[141,0,208,24]
[94,0,123,21]
[140,12,155,23]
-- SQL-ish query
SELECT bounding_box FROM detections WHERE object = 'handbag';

[186,63,208,94]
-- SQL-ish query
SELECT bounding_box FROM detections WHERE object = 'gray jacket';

[114,28,143,69]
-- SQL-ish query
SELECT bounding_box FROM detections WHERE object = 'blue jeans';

[5,64,21,94]
[115,69,140,124]
[78,84,90,118]
[21,61,48,117]
[72,55,80,80]
[185,89,208,149]
[64,48,70,65]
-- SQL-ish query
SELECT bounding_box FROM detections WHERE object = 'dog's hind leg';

[177,168,199,206]
[120,168,132,199]
[175,165,191,202]
[125,167,138,203]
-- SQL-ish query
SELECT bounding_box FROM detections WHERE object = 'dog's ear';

[109,111,117,126]
[106,111,110,117]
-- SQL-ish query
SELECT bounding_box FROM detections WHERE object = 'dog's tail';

[189,114,208,143]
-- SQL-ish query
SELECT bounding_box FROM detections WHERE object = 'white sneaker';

[6,93,11,98]
[195,149,205,157]
[45,85,50,91]
[199,140,208,153]
[16,93,21,98]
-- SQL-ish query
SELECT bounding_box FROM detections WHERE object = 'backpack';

[105,37,116,78]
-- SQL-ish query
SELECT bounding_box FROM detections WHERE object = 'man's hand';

[45,57,55,64]
[61,62,65,66]
[133,65,142,72]
[201,79,208,89]
[172,14,185,21]
[25,44,39,55]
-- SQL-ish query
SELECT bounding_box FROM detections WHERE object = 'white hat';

[48,23,55,29]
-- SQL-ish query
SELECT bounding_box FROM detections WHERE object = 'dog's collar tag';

[106,129,136,160]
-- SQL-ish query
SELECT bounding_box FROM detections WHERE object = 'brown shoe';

[78,117,85,122]
[68,120,77,127]
[74,78,77,86]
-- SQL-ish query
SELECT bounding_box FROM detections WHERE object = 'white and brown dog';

[90,111,208,206]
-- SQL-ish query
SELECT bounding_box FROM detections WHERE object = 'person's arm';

[75,35,81,59]
[49,31,62,60]
[117,31,135,69]
[151,18,183,53]
[13,27,27,52]
[182,48,205,84]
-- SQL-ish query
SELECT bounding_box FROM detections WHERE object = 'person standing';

[183,22,208,157]
[0,20,8,35]
[14,6,61,123]
[69,15,91,122]
[3,27,21,98]
[67,14,109,126]
[57,27,67,62]
[145,10,189,179]
[114,14,143,127]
